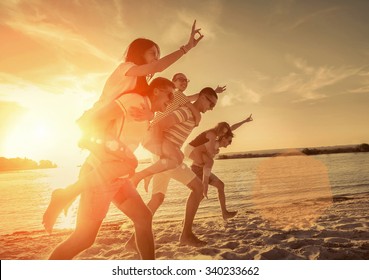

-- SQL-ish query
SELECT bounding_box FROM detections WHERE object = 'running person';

[125,87,219,249]
[48,78,175,260]
[184,122,232,198]
[188,114,253,219]
[43,20,204,233]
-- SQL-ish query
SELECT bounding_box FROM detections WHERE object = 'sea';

[0,152,368,235]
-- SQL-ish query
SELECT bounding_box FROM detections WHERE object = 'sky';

[0,0,368,167]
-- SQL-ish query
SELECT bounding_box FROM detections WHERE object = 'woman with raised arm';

[43,20,204,236]
[187,114,253,218]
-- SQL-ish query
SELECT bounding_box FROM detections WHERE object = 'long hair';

[213,122,231,136]
[218,130,234,144]
[124,38,161,95]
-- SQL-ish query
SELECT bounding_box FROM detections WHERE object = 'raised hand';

[214,85,227,94]
[185,20,204,51]
[245,113,253,122]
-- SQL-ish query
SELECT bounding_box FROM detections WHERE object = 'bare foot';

[223,210,238,220]
[179,233,207,247]
[42,189,68,234]
[143,175,153,192]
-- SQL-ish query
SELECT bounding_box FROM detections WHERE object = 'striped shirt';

[150,89,189,127]
[163,106,196,148]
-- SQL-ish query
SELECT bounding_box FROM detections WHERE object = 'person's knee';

[133,206,152,229]
[216,180,225,192]
[152,193,165,206]
[168,158,181,169]
[188,178,204,198]
[159,158,181,170]
[147,192,165,213]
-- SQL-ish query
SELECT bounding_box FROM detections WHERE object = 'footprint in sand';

[221,251,241,260]
[300,245,321,260]
[288,239,323,250]
[324,237,351,244]
[256,247,303,260]
[221,241,240,250]
[198,247,221,256]
[336,223,364,230]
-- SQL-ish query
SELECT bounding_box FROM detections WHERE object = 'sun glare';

[34,124,50,140]
[4,114,55,159]
[4,109,150,166]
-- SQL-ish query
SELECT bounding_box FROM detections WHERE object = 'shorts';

[191,164,219,185]
[77,155,136,221]
[190,164,203,179]
[152,162,197,195]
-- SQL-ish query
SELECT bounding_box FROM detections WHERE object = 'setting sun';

[5,114,53,156]
[3,109,83,165]
[4,108,152,165]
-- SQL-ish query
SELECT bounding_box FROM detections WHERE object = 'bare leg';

[124,192,165,252]
[130,141,183,189]
[179,177,206,246]
[49,214,102,259]
[114,185,155,260]
[209,173,237,219]
[129,159,178,188]
[201,155,214,199]
[43,161,134,234]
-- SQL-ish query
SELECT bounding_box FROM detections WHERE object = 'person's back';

[112,93,151,152]
[99,61,139,105]
[188,129,213,147]
[162,105,197,148]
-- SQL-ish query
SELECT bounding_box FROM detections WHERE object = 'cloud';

[272,0,296,15]
[286,6,342,31]
[272,55,363,102]
[1,1,116,63]
[0,72,102,113]
[220,79,261,106]
[160,0,222,45]
[348,86,369,94]
[348,70,369,93]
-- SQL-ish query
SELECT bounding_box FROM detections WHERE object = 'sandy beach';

[1,192,368,260]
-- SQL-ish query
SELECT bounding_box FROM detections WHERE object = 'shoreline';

[217,147,369,160]
[1,192,368,260]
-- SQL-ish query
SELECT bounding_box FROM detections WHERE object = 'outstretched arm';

[230,114,253,131]
[187,85,227,102]
[126,20,204,77]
